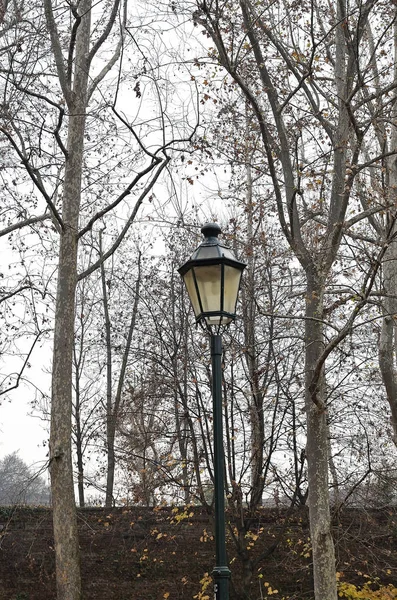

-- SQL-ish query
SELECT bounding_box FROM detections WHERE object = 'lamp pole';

[211,333,231,600]
[178,223,246,600]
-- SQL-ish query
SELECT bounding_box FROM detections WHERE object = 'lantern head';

[178,223,246,327]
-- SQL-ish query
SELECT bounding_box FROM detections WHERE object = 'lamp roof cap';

[201,222,221,239]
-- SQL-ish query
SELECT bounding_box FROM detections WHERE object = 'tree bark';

[74,373,85,508]
[379,20,397,447]
[243,162,266,508]
[48,1,91,597]
[100,235,114,508]
[305,270,337,600]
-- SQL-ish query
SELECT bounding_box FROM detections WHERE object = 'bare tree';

[1,1,197,597]
[187,1,397,597]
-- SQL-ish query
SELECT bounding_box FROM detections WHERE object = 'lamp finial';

[201,222,221,239]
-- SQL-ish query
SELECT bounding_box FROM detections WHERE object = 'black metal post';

[210,333,231,600]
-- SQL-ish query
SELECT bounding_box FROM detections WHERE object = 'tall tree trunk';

[103,249,141,507]
[379,20,397,447]
[100,235,114,508]
[74,376,85,507]
[48,1,91,597]
[171,271,190,504]
[243,162,265,508]
[305,270,337,600]
[50,226,82,599]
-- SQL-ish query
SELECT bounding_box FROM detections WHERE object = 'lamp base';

[212,565,231,600]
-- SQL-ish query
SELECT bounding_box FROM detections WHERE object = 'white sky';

[0,397,48,466]
[0,322,51,469]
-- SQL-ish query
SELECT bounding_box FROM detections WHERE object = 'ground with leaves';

[0,506,397,600]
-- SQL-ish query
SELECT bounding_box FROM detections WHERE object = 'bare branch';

[77,157,170,280]
[0,213,51,238]
[43,0,71,104]
[77,157,163,240]
[309,219,397,405]
[0,332,43,396]
[67,4,81,84]
[87,0,121,65]
[0,126,64,231]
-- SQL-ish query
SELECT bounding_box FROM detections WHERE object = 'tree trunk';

[105,433,116,507]
[74,379,85,508]
[50,148,83,598]
[243,163,265,508]
[103,248,141,507]
[305,270,337,600]
[100,239,114,508]
[49,1,91,597]
[379,20,397,447]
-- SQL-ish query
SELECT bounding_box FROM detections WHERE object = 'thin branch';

[77,157,170,280]
[357,148,397,172]
[88,0,126,100]
[87,39,121,101]
[112,251,141,420]
[2,81,68,157]
[254,298,340,332]
[43,0,71,104]
[87,0,121,65]
[344,203,393,229]
[0,213,51,237]
[0,332,43,396]
[67,4,81,84]
[0,127,64,231]
[77,157,162,239]
[111,105,163,162]
[309,220,397,407]
[0,284,41,304]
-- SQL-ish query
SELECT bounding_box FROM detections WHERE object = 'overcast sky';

[0,397,48,467]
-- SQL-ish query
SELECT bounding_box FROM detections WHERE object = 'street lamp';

[178,223,246,600]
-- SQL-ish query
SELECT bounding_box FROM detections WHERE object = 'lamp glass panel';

[220,247,236,260]
[194,264,222,314]
[183,270,201,318]
[195,245,220,259]
[205,314,232,325]
[223,265,243,315]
